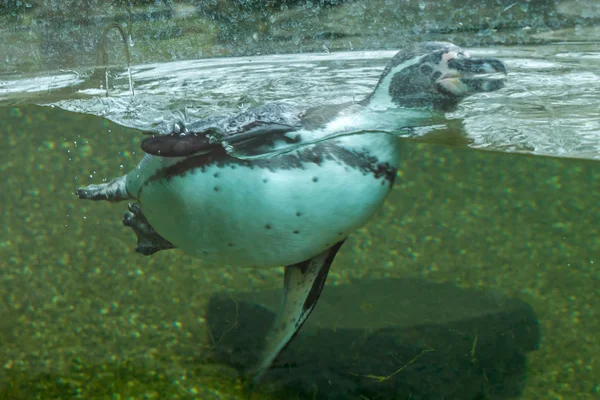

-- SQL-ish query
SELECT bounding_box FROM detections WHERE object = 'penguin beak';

[436,57,507,96]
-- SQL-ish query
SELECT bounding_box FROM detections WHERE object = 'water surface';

[2,42,599,159]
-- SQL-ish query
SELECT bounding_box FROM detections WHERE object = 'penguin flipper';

[141,123,299,158]
[247,240,346,383]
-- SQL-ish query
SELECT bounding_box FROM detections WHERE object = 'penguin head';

[366,42,507,111]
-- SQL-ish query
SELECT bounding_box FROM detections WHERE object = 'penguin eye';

[419,64,434,76]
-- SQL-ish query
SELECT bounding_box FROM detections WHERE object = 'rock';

[533,25,600,41]
[2,0,596,76]
[204,278,540,400]
[557,0,600,19]
[197,0,564,51]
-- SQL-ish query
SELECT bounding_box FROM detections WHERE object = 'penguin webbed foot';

[123,202,175,255]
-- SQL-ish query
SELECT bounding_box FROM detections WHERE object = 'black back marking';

[143,135,397,195]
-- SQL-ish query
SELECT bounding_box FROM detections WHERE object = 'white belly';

[136,158,394,267]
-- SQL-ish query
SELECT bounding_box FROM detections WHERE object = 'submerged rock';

[205,278,540,400]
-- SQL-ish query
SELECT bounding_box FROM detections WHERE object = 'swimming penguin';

[77,41,507,382]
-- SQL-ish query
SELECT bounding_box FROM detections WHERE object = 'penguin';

[77,41,507,382]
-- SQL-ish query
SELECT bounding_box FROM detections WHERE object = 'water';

[2,43,599,158]
[1,44,599,398]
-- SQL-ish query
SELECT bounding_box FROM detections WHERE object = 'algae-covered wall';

[2,0,599,75]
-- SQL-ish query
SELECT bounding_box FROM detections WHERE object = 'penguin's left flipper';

[141,123,299,158]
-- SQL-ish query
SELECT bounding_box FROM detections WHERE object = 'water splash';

[96,23,135,97]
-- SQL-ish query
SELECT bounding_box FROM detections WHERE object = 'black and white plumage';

[77,42,506,382]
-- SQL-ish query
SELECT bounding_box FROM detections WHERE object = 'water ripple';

[0,44,598,160]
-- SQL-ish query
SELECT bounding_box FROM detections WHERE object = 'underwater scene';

[1,1,599,399]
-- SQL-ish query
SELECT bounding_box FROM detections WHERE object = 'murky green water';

[1,101,599,398]
[1,3,600,398]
